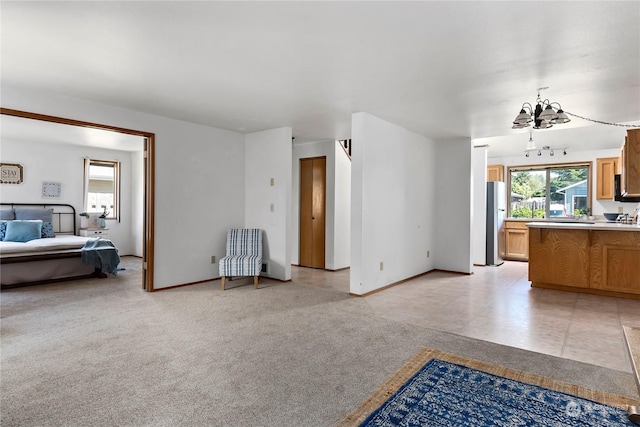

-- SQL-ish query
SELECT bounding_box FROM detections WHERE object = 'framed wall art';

[0,163,23,184]
[42,181,62,198]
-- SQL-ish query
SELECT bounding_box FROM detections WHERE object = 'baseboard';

[349,268,474,297]
[350,269,435,297]
[154,277,217,291]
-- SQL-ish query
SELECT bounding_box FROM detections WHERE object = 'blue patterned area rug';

[338,348,640,427]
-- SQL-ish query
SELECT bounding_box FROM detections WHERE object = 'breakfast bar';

[526,221,640,299]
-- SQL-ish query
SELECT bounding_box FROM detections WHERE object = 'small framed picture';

[42,181,62,198]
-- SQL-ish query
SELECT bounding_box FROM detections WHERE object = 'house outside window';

[84,159,119,219]
[508,162,591,218]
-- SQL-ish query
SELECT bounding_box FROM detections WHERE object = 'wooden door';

[300,157,326,268]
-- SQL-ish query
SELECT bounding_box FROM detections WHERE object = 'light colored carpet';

[2,257,639,427]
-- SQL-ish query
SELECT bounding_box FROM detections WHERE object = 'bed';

[0,203,109,288]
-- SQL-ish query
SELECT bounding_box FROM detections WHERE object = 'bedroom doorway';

[0,108,156,291]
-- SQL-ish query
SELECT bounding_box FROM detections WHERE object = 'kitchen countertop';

[526,221,640,231]
[506,217,598,223]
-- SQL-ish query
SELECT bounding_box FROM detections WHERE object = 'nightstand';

[79,228,109,239]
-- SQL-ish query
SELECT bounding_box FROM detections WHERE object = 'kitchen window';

[83,159,119,220]
[507,162,591,218]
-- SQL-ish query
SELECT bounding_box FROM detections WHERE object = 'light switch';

[270,178,275,186]
[270,203,274,212]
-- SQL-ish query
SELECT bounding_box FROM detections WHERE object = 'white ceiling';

[1,1,639,156]
[0,114,144,152]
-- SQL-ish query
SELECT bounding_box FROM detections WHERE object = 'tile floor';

[293,261,640,373]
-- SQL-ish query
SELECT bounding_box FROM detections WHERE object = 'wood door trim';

[0,107,155,292]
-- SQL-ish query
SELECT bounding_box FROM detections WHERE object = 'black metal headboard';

[0,203,77,235]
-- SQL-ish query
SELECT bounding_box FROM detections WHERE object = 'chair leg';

[254,276,259,289]
[221,276,226,291]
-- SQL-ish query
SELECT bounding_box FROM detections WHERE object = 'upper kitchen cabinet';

[487,164,504,182]
[621,129,640,197]
[596,157,619,200]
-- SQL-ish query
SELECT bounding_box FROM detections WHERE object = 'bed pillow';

[41,221,56,238]
[0,209,15,220]
[14,208,53,223]
[0,220,7,240]
[4,220,43,243]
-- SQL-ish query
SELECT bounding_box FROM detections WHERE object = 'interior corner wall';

[333,140,351,270]
[472,146,487,266]
[435,138,473,274]
[350,112,436,296]
[245,127,293,281]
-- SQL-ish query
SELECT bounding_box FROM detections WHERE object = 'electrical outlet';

[618,206,624,213]
[427,250,430,258]
[211,255,216,264]
[380,262,384,271]
[270,178,275,186]
[270,203,275,212]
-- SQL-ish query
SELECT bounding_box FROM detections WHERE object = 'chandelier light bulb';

[539,105,558,122]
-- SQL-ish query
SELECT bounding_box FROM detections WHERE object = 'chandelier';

[512,90,570,130]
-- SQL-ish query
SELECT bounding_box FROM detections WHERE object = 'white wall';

[490,147,636,217]
[245,127,293,281]
[350,112,436,295]
[291,139,351,270]
[472,146,487,266]
[0,137,136,255]
[333,140,351,270]
[131,150,144,257]
[1,86,246,289]
[434,138,474,274]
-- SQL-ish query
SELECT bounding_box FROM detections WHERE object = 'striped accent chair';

[219,228,263,290]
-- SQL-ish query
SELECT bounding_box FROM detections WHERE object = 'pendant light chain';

[564,112,640,128]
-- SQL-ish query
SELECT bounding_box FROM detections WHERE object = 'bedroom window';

[83,159,119,220]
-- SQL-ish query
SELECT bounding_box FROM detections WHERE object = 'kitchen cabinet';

[527,222,640,299]
[528,227,590,289]
[622,129,640,197]
[487,164,504,182]
[596,157,619,200]
[504,221,528,261]
[590,230,640,294]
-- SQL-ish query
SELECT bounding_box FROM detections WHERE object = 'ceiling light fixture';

[525,131,536,150]
[524,145,567,157]
[512,89,570,130]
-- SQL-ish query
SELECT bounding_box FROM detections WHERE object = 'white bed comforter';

[0,235,93,258]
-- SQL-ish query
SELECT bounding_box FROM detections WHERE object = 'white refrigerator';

[486,181,506,266]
